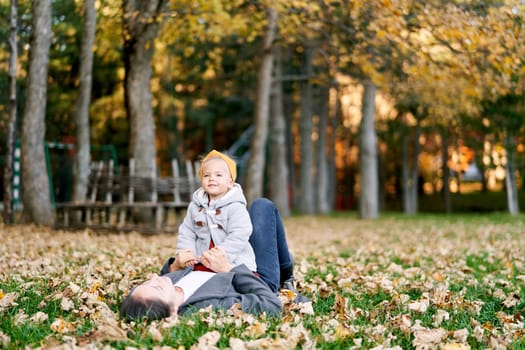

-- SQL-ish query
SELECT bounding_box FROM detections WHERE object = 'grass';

[1,212,525,349]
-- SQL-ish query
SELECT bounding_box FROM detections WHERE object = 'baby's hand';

[200,247,233,273]
[175,249,198,268]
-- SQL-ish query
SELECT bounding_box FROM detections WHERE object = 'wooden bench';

[55,159,199,233]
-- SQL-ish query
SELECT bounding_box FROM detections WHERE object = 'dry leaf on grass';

[0,292,18,312]
[412,328,448,349]
[30,311,49,324]
[0,331,10,347]
[440,343,471,350]
[190,330,220,350]
[2,219,525,348]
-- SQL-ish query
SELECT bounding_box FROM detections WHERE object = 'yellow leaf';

[334,324,352,339]
[433,272,444,282]
[243,321,267,338]
[50,318,75,334]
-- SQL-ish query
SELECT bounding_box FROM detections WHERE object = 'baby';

[175,150,256,272]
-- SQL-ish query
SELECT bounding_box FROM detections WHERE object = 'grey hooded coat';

[177,184,257,271]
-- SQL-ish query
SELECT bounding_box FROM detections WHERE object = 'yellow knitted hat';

[199,150,237,181]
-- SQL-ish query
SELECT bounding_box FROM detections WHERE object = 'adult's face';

[131,274,177,312]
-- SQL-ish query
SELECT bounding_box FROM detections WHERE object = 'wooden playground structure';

[55,159,199,233]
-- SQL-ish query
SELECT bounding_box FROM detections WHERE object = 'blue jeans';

[248,198,293,293]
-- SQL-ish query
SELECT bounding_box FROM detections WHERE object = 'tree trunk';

[316,85,330,214]
[441,128,452,213]
[328,85,340,210]
[358,80,379,219]
[378,147,387,212]
[21,0,54,226]
[504,129,519,215]
[401,125,409,211]
[402,120,420,214]
[3,0,18,225]
[268,45,290,216]
[297,46,315,214]
[410,124,420,212]
[72,0,96,204]
[245,7,277,204]
[283,64,295,209]
[123,0,166,186]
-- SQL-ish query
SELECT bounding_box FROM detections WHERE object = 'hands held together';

[170,247,233,273]
[176,249,198,268]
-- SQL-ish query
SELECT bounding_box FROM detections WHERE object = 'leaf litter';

[1,215,524,349]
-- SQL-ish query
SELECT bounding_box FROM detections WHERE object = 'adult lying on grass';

[120,198,307,321]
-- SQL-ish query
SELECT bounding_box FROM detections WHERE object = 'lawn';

[1,212,525,349]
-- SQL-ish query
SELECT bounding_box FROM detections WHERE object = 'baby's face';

[201,157,234,200]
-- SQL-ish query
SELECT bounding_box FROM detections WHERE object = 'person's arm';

[160,254,193,274]
[160,257,175,275]
[175,202,199,267]
[215,203,253,258]
[198,248,282,316]
[176,202,199,252]
[159,249,198,275]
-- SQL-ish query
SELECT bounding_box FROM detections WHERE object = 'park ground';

[1,212,525,349]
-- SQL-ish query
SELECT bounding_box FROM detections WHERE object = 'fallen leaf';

[432,309,449,327]
[243,321,267,338]
[451,328,469,343]
[298,301,314,315]
[0,292,18,312]
[13,310,28,326]
[412,328,447,349]
[50,318,76,334]
[30,311,49,324]
[0,331,10,347]
[409,299,429,313]
[60,297,75,311]
[333,294,349,320]
[391,314,411,335]
[190,330,220,350]
[502,293,520,308]
[148,323,163,342]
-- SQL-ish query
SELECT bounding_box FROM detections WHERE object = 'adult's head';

[120,274,178,321]
[199,150,237,182]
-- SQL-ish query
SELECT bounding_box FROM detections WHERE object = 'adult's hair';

[120,293,171,321]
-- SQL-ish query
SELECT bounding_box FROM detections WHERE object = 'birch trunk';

[316,85,330,214]
[411,125,420,212]
[358,81,379,219]
[297,46,315,214]
[72,0,96,203]
[402,121,420,214]
[3,0,18,224]
[21,0,55,226]
[245,7,276,204]
[504,130,519,214]
[268,45,290,216]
